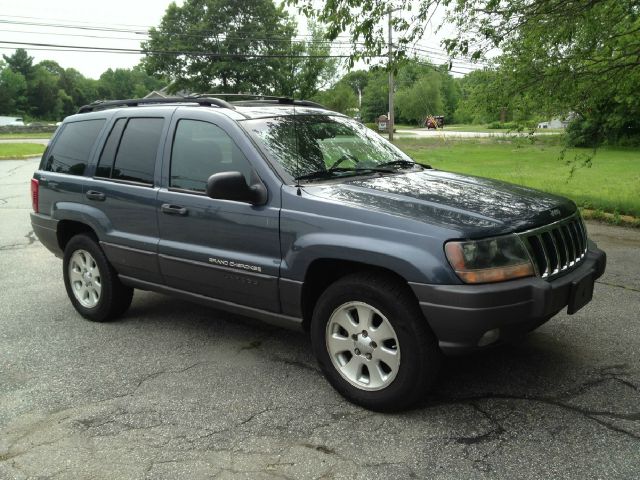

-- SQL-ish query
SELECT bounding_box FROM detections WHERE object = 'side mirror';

[206,171,267,206]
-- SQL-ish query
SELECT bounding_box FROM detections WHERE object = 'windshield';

[244,115,418,181]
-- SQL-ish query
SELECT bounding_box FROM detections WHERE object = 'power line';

[0,40,384,59]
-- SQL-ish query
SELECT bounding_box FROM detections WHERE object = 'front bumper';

[410,247,606,355]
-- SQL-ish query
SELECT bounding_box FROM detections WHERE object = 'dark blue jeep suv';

[30,96,606,410]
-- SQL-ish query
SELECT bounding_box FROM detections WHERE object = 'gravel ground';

[1,157,639,479]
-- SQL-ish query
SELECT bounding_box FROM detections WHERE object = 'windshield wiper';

[376,159,423,169]
[295,167,393,182]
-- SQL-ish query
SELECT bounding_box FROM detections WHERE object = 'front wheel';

[63,234,133,322]
[310,272,441,411]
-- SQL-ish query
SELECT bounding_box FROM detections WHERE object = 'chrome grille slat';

[555,228,570,269]
[569,221,583,257]
[537,234,551,277]
[576,218,587,254]
[562,224,577,267]
[517,212,588,281]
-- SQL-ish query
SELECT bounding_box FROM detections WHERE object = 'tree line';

[0,49,165,121]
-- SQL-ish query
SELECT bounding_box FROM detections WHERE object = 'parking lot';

[1,157,639,479]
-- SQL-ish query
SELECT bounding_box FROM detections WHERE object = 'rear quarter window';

[42,119,105,175]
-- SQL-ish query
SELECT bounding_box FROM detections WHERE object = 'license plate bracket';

[567,272,595,314]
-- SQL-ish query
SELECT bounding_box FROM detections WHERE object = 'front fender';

[282,232,459,284]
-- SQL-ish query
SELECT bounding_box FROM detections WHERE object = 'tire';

[63,234,133,322]
[310,272,441,412]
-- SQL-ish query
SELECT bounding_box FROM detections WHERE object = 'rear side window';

[43,119,105,175]
[99,118,163,184]
[96,118,126,178]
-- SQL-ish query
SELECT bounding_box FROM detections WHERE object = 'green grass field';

[0,132,53,140]
[395,137,640,217]
[0,143,46,159]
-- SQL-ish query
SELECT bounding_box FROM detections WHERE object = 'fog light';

[477,328,500,347]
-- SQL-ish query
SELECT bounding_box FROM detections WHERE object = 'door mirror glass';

[206,171,267,205]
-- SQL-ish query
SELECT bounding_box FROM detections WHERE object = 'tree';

[143,0,300,95]
[283,21,339,99]
[2,48,34,80]
[0,61,27,115]
[312,82,358,114]
[97,66,164,100]
[359,68,388,122]
[396,72,443,125]
[28,65,62,119]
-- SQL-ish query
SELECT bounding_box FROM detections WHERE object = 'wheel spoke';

[69,269,83,283]
[374,347,400,371]
[369,320,395,343]
[368,362,385,388]
[341,356,365,383]
[332,310,357,334]
[89,288,99,305]
[355,305,374,329]
[326,333,352,354]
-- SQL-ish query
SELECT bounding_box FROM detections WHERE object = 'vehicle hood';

[303,169,576,236]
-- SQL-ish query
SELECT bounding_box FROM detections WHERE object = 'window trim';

[92,176,154,188]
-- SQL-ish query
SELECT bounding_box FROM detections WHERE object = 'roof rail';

[76,96,234,114]
[194,93,326,109]
[76,94,326,114]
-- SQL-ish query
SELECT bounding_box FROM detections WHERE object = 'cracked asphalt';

[1,157,639,479]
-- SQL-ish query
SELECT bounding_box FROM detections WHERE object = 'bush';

[566,115,640,147]
[487,121,523,130]
[565,117,602,147]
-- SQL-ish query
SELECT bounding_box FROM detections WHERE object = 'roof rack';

[77,96,234,114]
[76,94,326,114]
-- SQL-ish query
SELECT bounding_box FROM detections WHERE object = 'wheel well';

[300,259,414,330]
[57,220,97,251]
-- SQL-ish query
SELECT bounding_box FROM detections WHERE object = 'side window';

[110,118,164,184]
[95,118,126,178]
[43,119,105,175]
[170,119,252,192]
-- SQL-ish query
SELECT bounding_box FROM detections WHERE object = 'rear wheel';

[63,234,133,322]
[310,272,441,411]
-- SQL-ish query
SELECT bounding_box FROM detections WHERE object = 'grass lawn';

[395,137,640,217]
[0,143,46,159]
[443,124,565,134]
[0,132,53,140]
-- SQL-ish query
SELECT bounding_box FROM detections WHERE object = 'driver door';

[157,116,281,312]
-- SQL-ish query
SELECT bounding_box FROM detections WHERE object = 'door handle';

[161,203,188,216]
[86,190,105,201]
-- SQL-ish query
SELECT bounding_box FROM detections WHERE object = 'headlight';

[444,234,534,284]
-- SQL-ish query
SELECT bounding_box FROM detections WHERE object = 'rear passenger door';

[157,113,281,312]
[84,114,170,284]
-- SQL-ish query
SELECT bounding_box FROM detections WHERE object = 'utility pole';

[388,9,394,142]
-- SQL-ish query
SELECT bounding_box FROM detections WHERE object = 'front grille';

[517,213,588,280]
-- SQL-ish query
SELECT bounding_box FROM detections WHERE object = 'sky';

[0,0,181,78]
[0,0,478,80]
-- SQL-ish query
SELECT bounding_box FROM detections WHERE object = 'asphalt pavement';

[1,157,639,479]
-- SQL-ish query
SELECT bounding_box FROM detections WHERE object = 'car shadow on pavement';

[121,291,595,407]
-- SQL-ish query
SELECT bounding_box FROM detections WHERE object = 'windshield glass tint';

[244,115,414,179]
